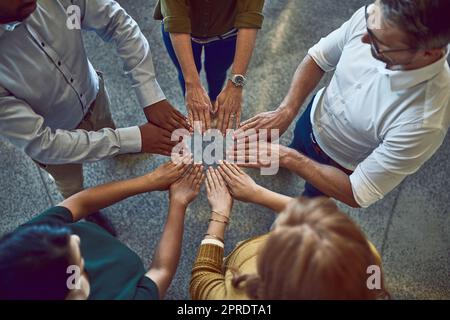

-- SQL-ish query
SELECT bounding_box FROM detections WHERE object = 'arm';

[59,158,191,221]
[282,148,360,208]
[146,201,187,298]
[236,5,364,136]
[170,33,212,132]
[218,161,292,212]
[0,95,140,164]
[189,167,234,300]
[78,0,190,132]
[146,164,204,298]
[235,55,325,137]
[216,28,258,133]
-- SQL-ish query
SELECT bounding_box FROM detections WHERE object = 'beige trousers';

[36,73,116,199]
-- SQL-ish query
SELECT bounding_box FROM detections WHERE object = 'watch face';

[234,75,245,86]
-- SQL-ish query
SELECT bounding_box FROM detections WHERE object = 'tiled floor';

[0,0,448,299]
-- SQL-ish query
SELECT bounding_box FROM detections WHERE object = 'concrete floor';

[0,0,449,299]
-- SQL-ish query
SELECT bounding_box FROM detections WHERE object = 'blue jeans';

[289,96,350,198]
[161,23,237,101]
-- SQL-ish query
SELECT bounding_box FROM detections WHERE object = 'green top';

[154,0,265,38]
[21,206,158,300]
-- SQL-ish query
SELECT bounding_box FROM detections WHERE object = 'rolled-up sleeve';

[308,6,365,72]
[161,0,191,34]
[235,0,265,29]
[349,125,446,207]
[190,244,227,300]
[0,94,141,165]
[78,0,166,108]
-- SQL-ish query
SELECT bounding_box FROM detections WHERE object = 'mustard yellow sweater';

[190,234,381,300]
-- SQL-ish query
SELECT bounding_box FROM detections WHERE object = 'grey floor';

[0,0,449,299]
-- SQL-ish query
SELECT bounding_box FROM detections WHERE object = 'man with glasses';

[234,0,450,208]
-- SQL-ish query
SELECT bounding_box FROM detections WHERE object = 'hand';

[205,167,233,215]
[139,122,180,156]
[146,154,192,191]
[215,83,243,134]
[185,84,212,133]
[227,137,291,169]
[169,164,204,207]
[234,107,294,141]
[144,100,191,133]
[217,161,260,203]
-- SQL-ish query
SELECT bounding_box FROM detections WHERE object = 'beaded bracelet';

[204,233,224,242]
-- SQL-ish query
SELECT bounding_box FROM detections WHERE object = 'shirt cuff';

[307,47,335,73]
[201,238,224,248]
[134,79,166,109]
[163,16,192,34]
[117,126,141,154]
[234,12,264,29]
[349,166,383,208]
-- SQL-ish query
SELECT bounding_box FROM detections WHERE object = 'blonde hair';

[233,197,389,300]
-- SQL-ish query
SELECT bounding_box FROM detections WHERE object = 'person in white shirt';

[232,0,450,208]
[0,0,191,233]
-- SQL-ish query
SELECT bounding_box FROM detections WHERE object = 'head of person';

[233,197,389,300]
[0,224,90,300]
[0,0,37,24]
[361,0,450,70]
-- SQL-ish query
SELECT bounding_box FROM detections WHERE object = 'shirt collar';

[377,46,449,91]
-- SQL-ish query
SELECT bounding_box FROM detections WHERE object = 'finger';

[204,105,211,131]
[206,168,215,191]
[216,107,225,135]
[196,172,205,191]
[212,167,225,188]
[218,161,235,179]
[231,162,245,174]
[155,149,171,157]
[217,165,232,185]
[210,167,222,188]
[224,161,241,176]
[192,108,201,132]
[235,110,241,131]
[205,170,212,193]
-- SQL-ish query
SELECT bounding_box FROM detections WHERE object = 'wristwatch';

[229,74,246,87]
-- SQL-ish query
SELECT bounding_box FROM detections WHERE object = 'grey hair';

[380,0,450,49]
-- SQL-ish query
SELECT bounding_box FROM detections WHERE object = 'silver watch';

[229,74,246,87]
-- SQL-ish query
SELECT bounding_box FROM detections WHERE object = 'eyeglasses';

[364,4,418,55]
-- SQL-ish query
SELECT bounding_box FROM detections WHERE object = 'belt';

[191,28,238,44]
[310,132,353,175]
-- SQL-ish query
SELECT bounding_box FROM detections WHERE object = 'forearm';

[170,33,201,86]
[60,175,152,221]
[146,201,186,298]
[231,28,258,75]
[252,186,293,213]
[279,55,325,116]
[283,149,359,208]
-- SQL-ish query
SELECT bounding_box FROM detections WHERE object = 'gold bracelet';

[209,218,229,225]
[204,233,224,242]
[211,210,230,221]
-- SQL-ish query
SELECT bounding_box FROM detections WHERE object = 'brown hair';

[380,0,450,49]
[232,197,389,300]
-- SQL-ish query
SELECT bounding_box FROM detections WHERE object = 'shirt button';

[57,61,61,66]
[80,93,83,97]
[41,42,45,47]
[70,78,74,83]
[356,84,362,89]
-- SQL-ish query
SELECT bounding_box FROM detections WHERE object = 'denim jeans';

[161,23,237,101]
[289,96,350,198]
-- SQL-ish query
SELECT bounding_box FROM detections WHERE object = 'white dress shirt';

[307,6,450,207]
[0,0,166,164]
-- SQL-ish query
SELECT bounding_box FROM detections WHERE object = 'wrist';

[169,199,188,212]
[184,76,202,89]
